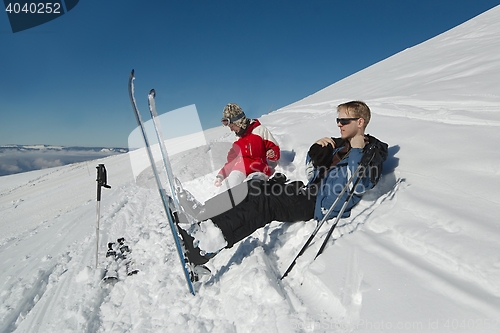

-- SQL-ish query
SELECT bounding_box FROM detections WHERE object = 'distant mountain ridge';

[0,144,128,153]
[0,145,128,177]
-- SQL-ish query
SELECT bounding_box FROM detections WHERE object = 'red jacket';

[218,119,280,179]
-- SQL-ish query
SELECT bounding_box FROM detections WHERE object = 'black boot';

[176,224,215,266]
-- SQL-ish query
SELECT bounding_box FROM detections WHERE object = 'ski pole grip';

[96,164,112,188]
[96,164,111,201]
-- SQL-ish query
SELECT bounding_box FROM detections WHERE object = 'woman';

[215,103,280,190]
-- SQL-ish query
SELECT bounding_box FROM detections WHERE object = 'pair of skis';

[102,237,139,282]
[128,70,200,295]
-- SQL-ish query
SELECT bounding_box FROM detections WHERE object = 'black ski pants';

[202,179,316,248]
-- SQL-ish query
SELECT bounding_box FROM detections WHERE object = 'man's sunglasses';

[336,117,359,126]
[221,113,245,126]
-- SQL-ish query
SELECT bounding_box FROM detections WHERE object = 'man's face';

[337,108,362,139]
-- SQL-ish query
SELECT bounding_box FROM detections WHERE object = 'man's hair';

[338,101,371,128]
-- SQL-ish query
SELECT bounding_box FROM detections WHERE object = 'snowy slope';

[1,5,500,333]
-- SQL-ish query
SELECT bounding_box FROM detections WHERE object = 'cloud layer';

[0,146,127,176]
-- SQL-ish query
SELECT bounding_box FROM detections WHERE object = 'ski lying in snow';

[117,237,140,276]
[128,70,200,295]
[102,242,119,282]
[102,238,139,283]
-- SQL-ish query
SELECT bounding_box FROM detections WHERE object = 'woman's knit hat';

[222,103,248,129]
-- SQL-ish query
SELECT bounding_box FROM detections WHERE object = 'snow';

[1,5,500,333]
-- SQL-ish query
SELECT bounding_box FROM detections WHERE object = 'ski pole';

[314,146,378,258]
[280,144,378,279]
[314,176,363,259]
[96,164,111,268]
[280,163,363,280]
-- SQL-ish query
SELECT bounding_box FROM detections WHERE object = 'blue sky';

[1,0,499,148]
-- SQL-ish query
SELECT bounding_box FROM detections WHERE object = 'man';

[178,101,388,266]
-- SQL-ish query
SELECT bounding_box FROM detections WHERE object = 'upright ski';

[147,88,212,275]
[128,70,196,295]
[146,89,180,212]
[146,89,203,222]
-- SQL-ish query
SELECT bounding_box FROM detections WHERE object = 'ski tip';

[101,276,119,285]
[149,89,156,97]
[130,69,135,78]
